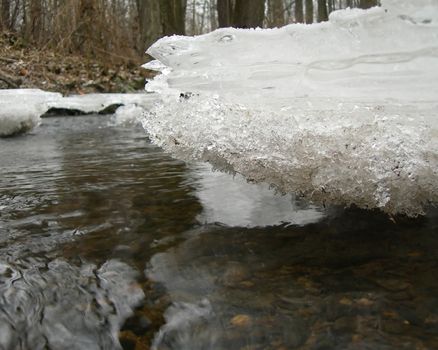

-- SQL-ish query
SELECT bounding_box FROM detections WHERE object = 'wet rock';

[376,279,410,292]
[325,296,352,321]
[357,298,374,307]
[275,346,289,350]
[239,280,255,288]
[230,314,252,327]
[389,290,412,301]
[407,251,423,258]
[382,310,399,319]
[98,103,123,115]
[311,338,337,350]
[332,316,356,334]
[424,313,438,323]
[424,315,438,333]
[222,263,250,287]
[339,297,353,306]
[381,319,409,335]
[42,107,86,117]
[397,305,423,326]
[119,330,137,350]
[351,334,362,343]
[122,314,152,336]
[297,307,316,318]
[280,316,308,348]
[296,276,313,287]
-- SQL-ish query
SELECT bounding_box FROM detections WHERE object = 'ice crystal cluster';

[143,0,438,216]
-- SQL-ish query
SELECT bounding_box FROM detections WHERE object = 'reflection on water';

[0,115,202,349]
[0,115,438,350]
[147,212,438,350]
[0,258,143,350]
[190,163,325,227]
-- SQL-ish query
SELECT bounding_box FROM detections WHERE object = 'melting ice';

[0,89,153,136]
[0,89,61,137]
[143,0,438,216]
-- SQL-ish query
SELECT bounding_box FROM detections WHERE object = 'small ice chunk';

[142,59,168,72]
[0,89,62,137]
[0,90,157,136]
[112,104,146,126]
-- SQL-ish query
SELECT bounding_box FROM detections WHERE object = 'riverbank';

[0,32,154,95]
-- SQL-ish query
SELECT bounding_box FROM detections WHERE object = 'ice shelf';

[0,89,155,137]
[0,89,61,137]
[142,0,438,216]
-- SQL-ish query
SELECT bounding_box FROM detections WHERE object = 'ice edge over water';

[143,0,438,216]
[0,89,154,136]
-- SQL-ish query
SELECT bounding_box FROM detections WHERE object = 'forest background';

[0,0,379,93]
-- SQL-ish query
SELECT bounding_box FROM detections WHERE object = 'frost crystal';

[1,3,436,215]
[142,0,438,216]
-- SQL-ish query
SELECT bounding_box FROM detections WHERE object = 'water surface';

[0,115,437,350]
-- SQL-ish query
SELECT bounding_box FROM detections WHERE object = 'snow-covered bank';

[143,0,438,216]
[0,89,154,136]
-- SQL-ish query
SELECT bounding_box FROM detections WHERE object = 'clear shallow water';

[0,115,437,350]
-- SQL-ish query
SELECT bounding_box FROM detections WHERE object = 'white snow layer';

[143,0,438,216]
[0,89,61,137]
[0,89,155,136]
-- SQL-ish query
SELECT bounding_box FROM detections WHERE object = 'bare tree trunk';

[295,0,304,23]
[9,0,20,30]
[317,0,328,22]
[138,0,186,53]
[327,0,333,13]
[29,0,43,43]
[21,0,26,36]
[200,0,208,33]
[210,0,217,31]
[76,0,99,54]
[160,0,186,36]
[190,0,196,34]
[359,0,377,9]
[267,0,285,28]
[1,0,10,30]
[217,0,233,28]
[233,0,264,28]
[138,0,162,52]
[305,0,313,24]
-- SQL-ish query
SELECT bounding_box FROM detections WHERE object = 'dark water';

[0,115,437,350]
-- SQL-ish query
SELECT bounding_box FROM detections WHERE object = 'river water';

[0,115,437,350]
